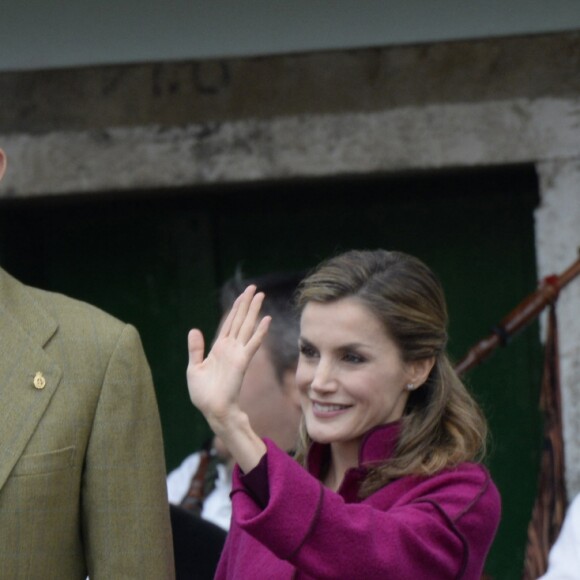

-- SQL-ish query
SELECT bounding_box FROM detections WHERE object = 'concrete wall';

[1,30,580,493]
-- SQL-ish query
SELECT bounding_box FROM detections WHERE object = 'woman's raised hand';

[186,285,271,431]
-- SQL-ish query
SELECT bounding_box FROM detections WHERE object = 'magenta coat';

[216,422,501,579]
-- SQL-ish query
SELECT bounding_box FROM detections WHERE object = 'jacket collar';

[0,266,58,348]
[307,421,401,478]
[0,266,62,492]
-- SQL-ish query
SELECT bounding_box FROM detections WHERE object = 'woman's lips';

[312,401,352,416]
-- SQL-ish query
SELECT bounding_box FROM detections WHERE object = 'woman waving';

[186,249,500,579]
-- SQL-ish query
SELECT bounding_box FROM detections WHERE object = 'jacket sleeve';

[81,324,175,579]
[230,439,498,580]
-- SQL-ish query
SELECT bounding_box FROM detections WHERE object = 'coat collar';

[0,267,58,348]
[306,422,402,503]
[0,266,62,491]
[306,421,401,478]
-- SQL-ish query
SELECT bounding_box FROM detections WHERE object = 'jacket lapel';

[0,269,62,491]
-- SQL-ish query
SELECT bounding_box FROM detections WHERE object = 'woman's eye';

[299,343,317,358]
[343,352,365,364]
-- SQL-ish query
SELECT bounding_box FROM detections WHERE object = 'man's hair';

[220,269,303,382]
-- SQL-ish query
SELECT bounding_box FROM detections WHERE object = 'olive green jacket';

[0,267,174,579]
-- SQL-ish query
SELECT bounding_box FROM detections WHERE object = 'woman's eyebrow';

[339,342,372,351]
[299,337,371,350]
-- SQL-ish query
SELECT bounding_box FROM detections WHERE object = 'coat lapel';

[0,269,62,491]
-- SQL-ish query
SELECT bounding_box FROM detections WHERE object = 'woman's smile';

[311,400,353,417]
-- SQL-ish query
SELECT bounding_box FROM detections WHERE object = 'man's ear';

[0,149,6,183]
[407,357,436,390]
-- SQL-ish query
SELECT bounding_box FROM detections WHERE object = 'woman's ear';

[0,149,6,183]
[406,357,436,390]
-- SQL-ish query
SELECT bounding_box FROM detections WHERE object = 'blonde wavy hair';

[293,249,487,498]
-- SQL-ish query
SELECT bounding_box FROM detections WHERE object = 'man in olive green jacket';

[0,148,174,578]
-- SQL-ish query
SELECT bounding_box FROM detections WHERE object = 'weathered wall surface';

[1,97,579,197]
[1,32,580,134]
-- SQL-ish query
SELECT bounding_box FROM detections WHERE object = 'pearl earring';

[406,383,415,391]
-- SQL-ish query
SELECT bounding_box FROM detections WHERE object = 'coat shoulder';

[29,285,127,338]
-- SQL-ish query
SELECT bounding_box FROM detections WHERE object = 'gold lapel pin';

[33,371,46,390]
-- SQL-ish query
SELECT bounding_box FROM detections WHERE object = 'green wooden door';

[0,164,541,578]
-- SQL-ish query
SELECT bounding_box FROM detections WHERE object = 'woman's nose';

[310,359,337,392]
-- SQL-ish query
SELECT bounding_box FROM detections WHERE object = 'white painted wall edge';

[1,97,579,197]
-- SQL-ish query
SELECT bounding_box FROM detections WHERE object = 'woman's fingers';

[245,315,271,359]
[188,328,205,367]
[222,285,266,345]
[217,292,242,339]
[228,285,256,338]
[189,287,267,369]
[186,289,270,427]
[237,291,265,344]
